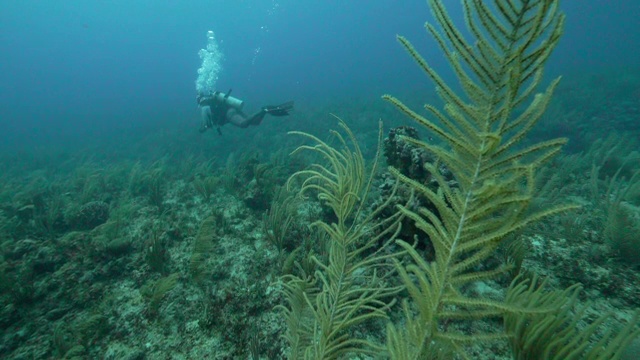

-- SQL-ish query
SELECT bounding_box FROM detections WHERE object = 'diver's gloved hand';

[262,101,294,117]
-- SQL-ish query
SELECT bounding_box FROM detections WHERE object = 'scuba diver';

[198,89,294,135]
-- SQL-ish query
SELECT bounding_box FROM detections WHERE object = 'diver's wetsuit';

[198,93,293,133]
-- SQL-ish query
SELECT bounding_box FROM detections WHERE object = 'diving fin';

[263,101,294,117]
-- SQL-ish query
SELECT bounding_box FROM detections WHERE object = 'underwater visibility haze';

[0,0,640,359]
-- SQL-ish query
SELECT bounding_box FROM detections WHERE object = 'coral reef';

[68,201,109,230]
[383,126,432,182]
[0,1,639,358]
